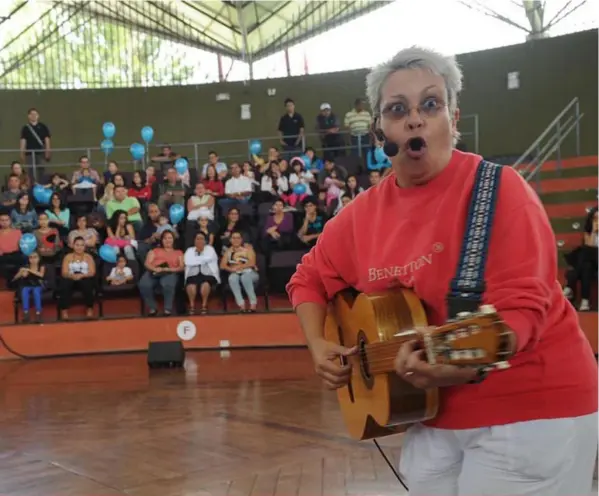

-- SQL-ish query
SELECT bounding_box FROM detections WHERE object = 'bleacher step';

[544,201,597,218]
[539,189,598,205]
[539,165,598,180]
[535,176,597,194]
[539,156,598,171]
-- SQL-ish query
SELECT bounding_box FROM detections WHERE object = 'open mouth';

[405,137,427,159]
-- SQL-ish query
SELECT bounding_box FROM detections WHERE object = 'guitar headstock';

[426,305,515,370]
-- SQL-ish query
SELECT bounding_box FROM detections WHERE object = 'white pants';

[399,413,598,496]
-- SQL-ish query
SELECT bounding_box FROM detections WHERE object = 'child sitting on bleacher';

[13,251,46,323]
[43,173,69,193]
[106,255,134,287]
[323,169,343,207]
[156,214,175,235]
[73,168,98,201]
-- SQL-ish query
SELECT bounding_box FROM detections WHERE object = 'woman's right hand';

[309,338,357,390]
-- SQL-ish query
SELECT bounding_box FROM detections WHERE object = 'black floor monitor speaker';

[147,341,185,369]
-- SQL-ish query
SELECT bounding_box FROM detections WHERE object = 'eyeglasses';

[381,97,447,120]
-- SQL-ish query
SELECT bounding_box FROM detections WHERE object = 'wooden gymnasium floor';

[1,349,596,496]
[0,349,409,496]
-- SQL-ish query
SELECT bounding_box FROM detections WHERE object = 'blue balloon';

[100,139,114,155]
[130,142,145,161]
[374,146,388,164]
[99,244,118,263]
[19,233,37,256]
[174,158,188,175]
[141,126,154,143]
[293,183,307,195]
[169,204,184,225]
[102,122,116,139]
[33,184,51,204]
[249,140,262,155]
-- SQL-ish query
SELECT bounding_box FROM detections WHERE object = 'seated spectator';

[43,173,69,194]
[369,169,383,187]
[68,214,98,253]
[157,168,186,212]
[72,168,98,200]
[103,160,119,184]
[298,199,325,248]
[196,216,215,246]
[202,165,225,198]
[105,210,137,260]
[317,159,348,189]
[71,155,101,188]
[184,232,220,314]
[323,169,343,207]
[187,183,215,221]
[261,199,294,253]
[45,192,70,238]
[106,255,134,287]
[259,161,289,203]
[106,185,143,232]
[9,161,31,190]
[111,173,126,188]
[563,207,598,311]
[145,166,157,186]
[1,174,22,212]
[344,174,364,199]
[200,151,228,180]
[0,213,23,283]
[242,161,257,185]
[97,183,114,215]
[128,171,152,206]
[222,163,253,208]
[156,213,175,235]
[283,158,313,207]
[11,192,38,232]
[366,145,392,170]
[59,236,96,320]
[337,194,353,213]
[218,207,248,253]
[34,212,62,263]
[139,231,184,316]
[304,147,323,175]
[151,144,180,171]
[220,231,259,313]
[136,203,162,262]
[13,250,45,322]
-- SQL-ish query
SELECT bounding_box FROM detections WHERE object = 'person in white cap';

[315,103,345,161]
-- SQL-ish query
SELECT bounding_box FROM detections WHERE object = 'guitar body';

[325,288,439,440]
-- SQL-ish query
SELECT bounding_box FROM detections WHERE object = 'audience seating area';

[0,150,383,324]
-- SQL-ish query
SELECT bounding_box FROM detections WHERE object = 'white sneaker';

[579,299,590,311]
[563,287,573,299]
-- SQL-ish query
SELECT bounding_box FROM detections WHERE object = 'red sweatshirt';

[287,150,598,430]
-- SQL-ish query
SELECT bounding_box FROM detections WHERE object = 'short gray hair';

[366,46,463,117]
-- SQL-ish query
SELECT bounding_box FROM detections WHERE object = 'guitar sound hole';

[357,330,375,390]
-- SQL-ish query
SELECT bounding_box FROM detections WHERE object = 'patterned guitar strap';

[446,159,504,319]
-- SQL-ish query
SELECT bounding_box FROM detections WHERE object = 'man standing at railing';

[277,98,305,161]
[19,108,51,179]
[344,98,373,157]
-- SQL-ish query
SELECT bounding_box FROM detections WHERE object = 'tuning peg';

[478,304,496,314]
[456,311,471,319]
[494,361,510,370]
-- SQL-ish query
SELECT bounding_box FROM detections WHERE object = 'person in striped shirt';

[344,98,373,157]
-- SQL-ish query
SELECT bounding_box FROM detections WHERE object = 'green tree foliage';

[0,2,198,89]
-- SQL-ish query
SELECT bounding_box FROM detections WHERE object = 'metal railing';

[512,97,583,189]
[0,113,480,181]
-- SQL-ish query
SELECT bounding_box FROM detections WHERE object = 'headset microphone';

[382,141,399,158]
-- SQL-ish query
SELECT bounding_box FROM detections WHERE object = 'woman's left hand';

[394,339,478,389]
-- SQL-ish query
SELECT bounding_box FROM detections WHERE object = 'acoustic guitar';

[324,288,515,441]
